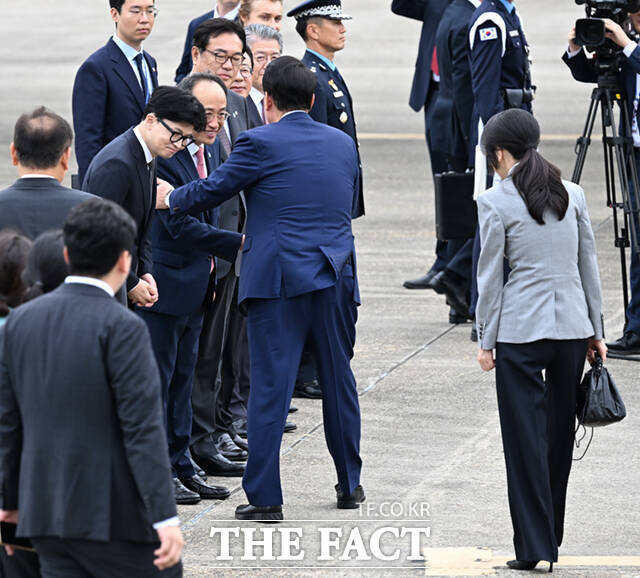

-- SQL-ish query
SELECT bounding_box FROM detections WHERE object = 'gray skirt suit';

[476,177,604,563]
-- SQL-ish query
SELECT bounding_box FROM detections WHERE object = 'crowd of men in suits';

[0,0,365,575]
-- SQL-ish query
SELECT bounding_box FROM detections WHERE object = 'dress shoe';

[284,421,297,433]
[191,452,245,477]
[606,330,640,355]
[470,320,478,342]
[293,379,322,399]
[232,434,249,452]
[429,270,470,318]
[235,504,283,522]
[187,453,206,480]
[335,483,366,509]
[173,478,201,505]
[449,310,471,324]
[214,432,248,462]
[288,405,299,413]
[179,474,230,500]
[403,269,438,289]
[233,418,248,438]
[506,560,552,573]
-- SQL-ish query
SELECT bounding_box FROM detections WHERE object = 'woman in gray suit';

[475,109,607,573]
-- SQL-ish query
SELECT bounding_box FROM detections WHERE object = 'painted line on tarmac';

[359,133,580,142]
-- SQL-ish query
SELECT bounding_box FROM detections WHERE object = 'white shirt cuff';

[566,46,581,58]
[165,189,173,210]
[624,41,638,58]
[153,516,180,530]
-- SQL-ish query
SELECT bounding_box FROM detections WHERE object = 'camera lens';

[575,18,606,46]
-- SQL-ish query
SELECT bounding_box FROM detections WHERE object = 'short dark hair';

[263,56,317,112]
[0,229,32,316]
[22,230,68,302]
[245,46,254,70]
[193,18,247,53]
[13,107,73,169]
[109,0,125,11]
[179,73,228,97]
[143,85,206,132]
[295,16,324,41]
[63,199,137,278]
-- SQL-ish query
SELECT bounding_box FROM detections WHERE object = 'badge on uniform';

[328,79,338,90]
[340,111,348,124]
[310,66,317,73]
[479,27,498,41]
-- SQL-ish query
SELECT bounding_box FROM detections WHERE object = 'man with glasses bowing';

[83,86,206,309]
[73,0,160,183]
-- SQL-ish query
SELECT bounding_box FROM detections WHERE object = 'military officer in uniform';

[287,0,364,219]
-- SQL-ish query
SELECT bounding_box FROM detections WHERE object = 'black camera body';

[574,0,640,48]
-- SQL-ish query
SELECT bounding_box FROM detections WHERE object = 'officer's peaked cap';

[286,0,352,20]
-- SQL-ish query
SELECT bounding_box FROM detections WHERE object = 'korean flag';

[480,27,498,41]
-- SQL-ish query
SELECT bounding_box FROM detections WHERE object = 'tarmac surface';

[1,1,639,576]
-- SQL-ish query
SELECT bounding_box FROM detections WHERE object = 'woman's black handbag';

[434,171,477,241]
[577,354,626,427]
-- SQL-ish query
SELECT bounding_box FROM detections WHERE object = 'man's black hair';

[13,107,73,169]
[63,199,137,278]
[295,16,324,41]
[193,18,247,54]
[143,85,207,132]
[262,56,317,112]
[245,46,254,70]
[178,73,228,97]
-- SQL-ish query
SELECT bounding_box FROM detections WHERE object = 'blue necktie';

[134,53,149,103]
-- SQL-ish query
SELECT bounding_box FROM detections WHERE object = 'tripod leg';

[572,88,600,184]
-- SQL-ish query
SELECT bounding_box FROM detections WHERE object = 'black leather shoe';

[449,310,471,324]
[606,330,640,355]
[403,269,438,289]
[191,451,245,477]
[235,504,283,522]
[188,453,207,480]
[293,379,322,399]
[232,434,249,452]
[288,405,298,413]
[429,270,470,318]
[179,474,230,500]
[214,432,248,462]
[335,483,366,509]
[506,560,552,572]
[284,421,297,433]
[233,418,248,438]
[173,478,201,505]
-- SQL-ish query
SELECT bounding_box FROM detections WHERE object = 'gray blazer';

[476,177,604,350]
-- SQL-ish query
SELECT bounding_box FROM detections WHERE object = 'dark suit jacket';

[72,38,158,182]
[153,143,243,317]
[168,112,361,305]
[391,0,450,111]
[82,128,155,292]
[0,177,94,239]
[247,95,264,128]
[0,283,176,542]
[430,0,476,165]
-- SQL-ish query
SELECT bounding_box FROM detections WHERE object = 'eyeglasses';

[205,111,231,123]
[127,7,159,18]
[158,118,194,147]
[254,54,280,65]
[239,67,253,78]
[203,49,244,67]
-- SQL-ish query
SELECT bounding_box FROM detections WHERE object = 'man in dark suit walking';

[157,57,364,521]
[72,0,159,182]
[83,86,205,308]
[0,108,94,239]
[0,198,183,576]
[141,73,246,504]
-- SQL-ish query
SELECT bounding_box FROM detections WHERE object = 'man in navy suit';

[391,0,451,290]
[156,57,364,521]
[139,74,245,505]
[83,86,205,309]
[72,0,159,183]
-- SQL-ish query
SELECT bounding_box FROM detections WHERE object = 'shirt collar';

[112,34,143,62]
[468,0,481,7]
[187,142,202,157]
[280,110,307,121]
[65,276,115,297]
[498,0,515,14]
[250,87,264,109]
[133,126,154,164]
[307,49,336,72]
[214,4,240,20]
[19,174,57,180]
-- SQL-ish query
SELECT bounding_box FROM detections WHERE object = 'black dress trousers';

[495,338,588,563]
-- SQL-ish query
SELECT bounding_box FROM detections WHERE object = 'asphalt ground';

[1,1,639,576]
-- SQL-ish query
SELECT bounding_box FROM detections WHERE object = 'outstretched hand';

[156,179,174,210]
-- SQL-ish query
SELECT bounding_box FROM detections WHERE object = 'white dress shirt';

[112,34,153,98]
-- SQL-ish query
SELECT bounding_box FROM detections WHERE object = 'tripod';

[572,75,640,359]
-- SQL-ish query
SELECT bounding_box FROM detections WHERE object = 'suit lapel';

[108,39,145,111]
[126,130,152,227]
[175,148,199,182]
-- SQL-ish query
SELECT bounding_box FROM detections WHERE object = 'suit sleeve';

[470,19,505,125]
[451,22,475,148]
[625,45,640,76]
[0,325,22,511]
[561,49,597,83]
[576,186,604,339]
[475,195,506,350]
[73,59,108,182]
[107,315,177,525]
[175,21,195,83]
[169,133,263,215]
[391,0,427,20]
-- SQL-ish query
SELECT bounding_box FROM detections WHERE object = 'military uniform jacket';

[469,0,532,126]
[302,49,364,218]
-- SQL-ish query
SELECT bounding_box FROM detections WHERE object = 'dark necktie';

[218,126,232,157]
[134,53,149,103]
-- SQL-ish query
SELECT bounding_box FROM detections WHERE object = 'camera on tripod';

[574,0,639,51]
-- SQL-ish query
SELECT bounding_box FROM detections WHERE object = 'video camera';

[574,0,639,49]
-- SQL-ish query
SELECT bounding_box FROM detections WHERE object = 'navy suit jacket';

[72,38,158,182]
[82,128,155,292]
[391,0,449,111]
[167,112,361,305]
[153,143,243,317]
